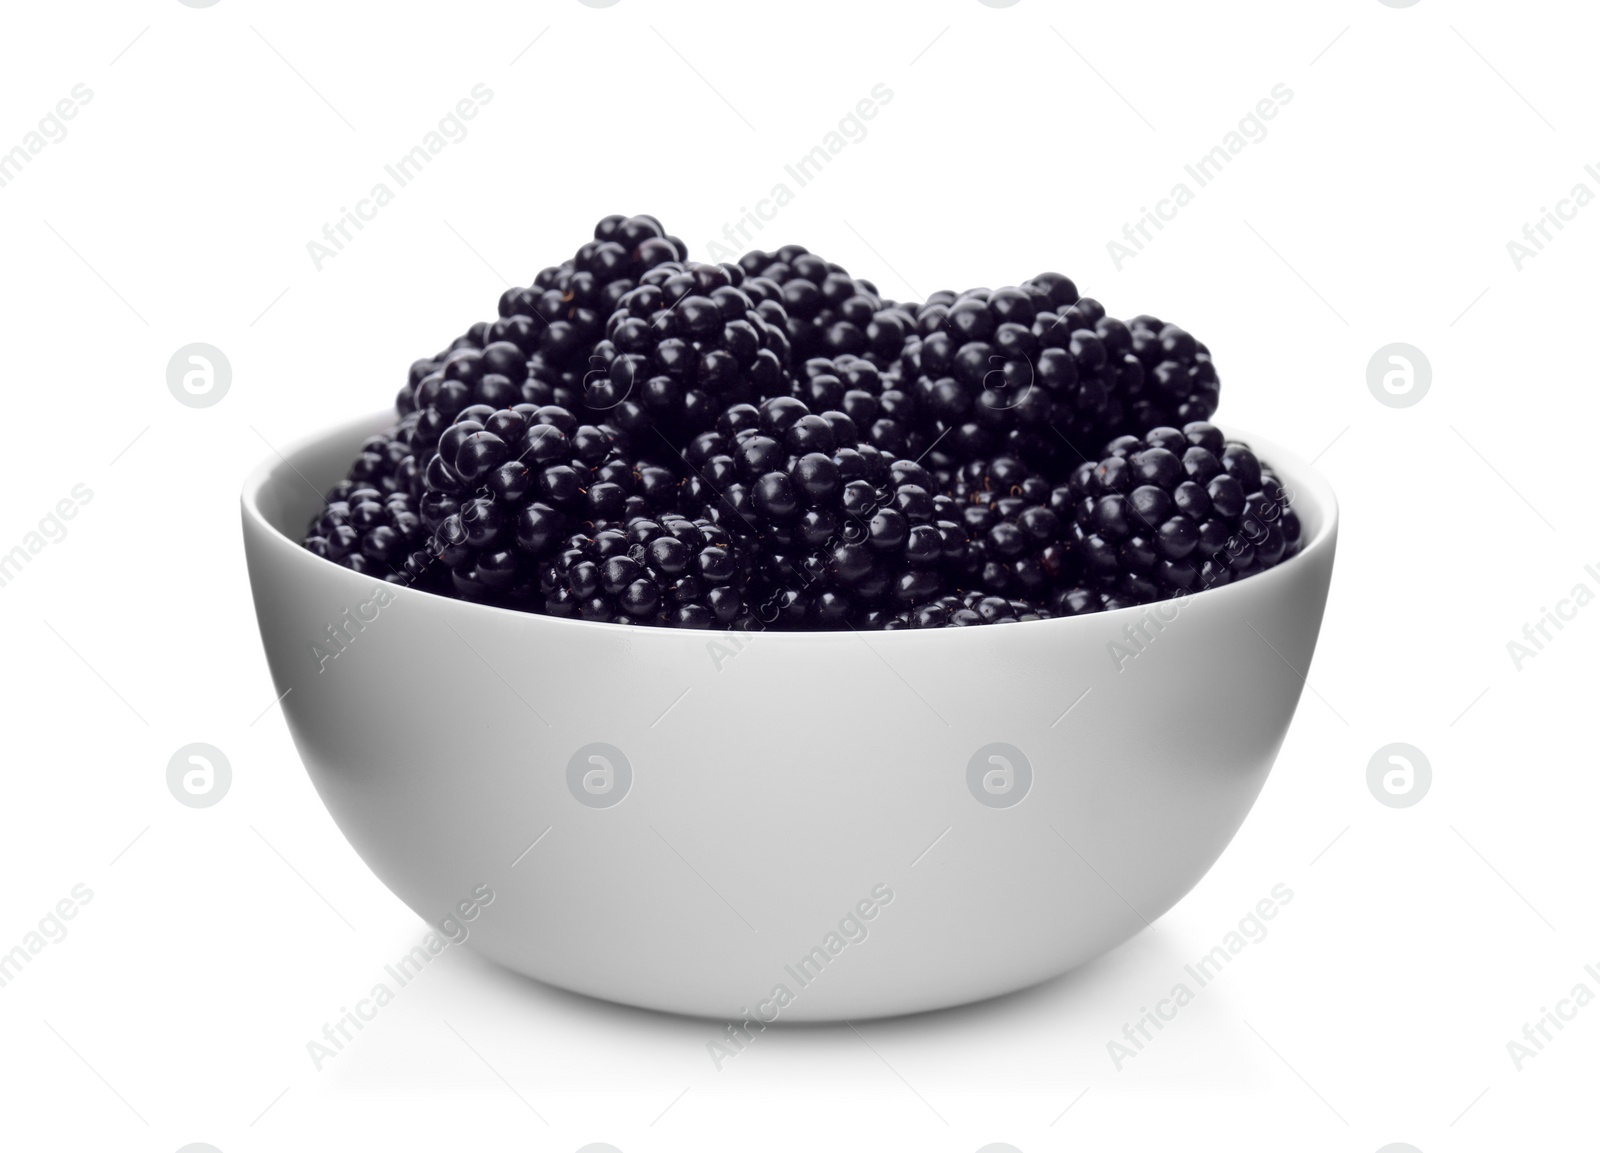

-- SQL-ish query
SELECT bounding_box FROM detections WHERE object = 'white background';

[1,1,1596,1150]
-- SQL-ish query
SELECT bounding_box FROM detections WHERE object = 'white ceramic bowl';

[243,410,1337,1022]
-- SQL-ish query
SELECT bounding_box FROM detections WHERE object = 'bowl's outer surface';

[243,411,1338,1022]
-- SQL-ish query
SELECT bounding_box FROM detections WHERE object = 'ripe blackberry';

[895,281,1225,471]
[886,590,1056,629]
[1068,421,1300,602]
[893,282,1127,472]
[396,214,690,425]
[334,425,420,495]
[302,482,430,583]
[795,354,929,461]
[1118,315,1220,434]
[411,403,673,603]
[300,215,1297,633]
[583,259,792,444]
[1021,300,1221,446]
[681,396,955,628]
[1023,293,1138,458]
[735,246,912,368]
[539,513,754,627]
[302,422,434,582]
[943,453,1082,602]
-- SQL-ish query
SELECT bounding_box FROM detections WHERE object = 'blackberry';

[886,590,1057,629]
[302,422,434,583]
[735,246,913,368]
[335,425,419,495]
[302,483,429,581]
[539,514,753,627]
[1023,302,1220,447]
[299,214,1297,633]
[412,403,663,603]
[1067,421,1300,602]
[584,259,792,444]
[1118,315,1221,435]
[896,281,1225,471]
[1024,293,1137,459]
[682,396,954,628]
[943,453,1081,602]
[795,354,929,462]
[894,282,1126,471]
[397,214,690,425]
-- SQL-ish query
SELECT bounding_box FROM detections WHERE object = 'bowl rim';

[242,408,1339,640]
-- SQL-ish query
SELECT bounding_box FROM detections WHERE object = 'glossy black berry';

[1069,424,1302,600]
[304,215,1299,630]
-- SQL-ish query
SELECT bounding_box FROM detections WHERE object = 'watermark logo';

[1108,84,1293,269]
[576,1145,625,1153]
[0,84,93,190]
[1376,1145,1423,1153]
[703,83,894,262]
[1366,343,1430,408]
[1505,962,1600,1072]
[0,483,92,590]
[176,1145,224,1153]
[707,628,759,671]
[981,352,1035,410]
[976,1145,1025,1153]
[0,883,93,990]
[1506,563,1600,670]
[568,743,632,808]
[310,585,397,672]
[306,85,494,271]
[1366,743,1430,808]
[967,742,1032,808]
[580,354,634,411]
[1506,167,1599,270]
[1108,598,1184,670]
[707,884,893,1068]
[1106,883,1294,1069]
[167,743,232,808]
[167,343,231,408]
[307,884,495,1070]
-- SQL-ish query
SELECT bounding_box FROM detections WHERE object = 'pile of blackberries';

[301,214,1301,629]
